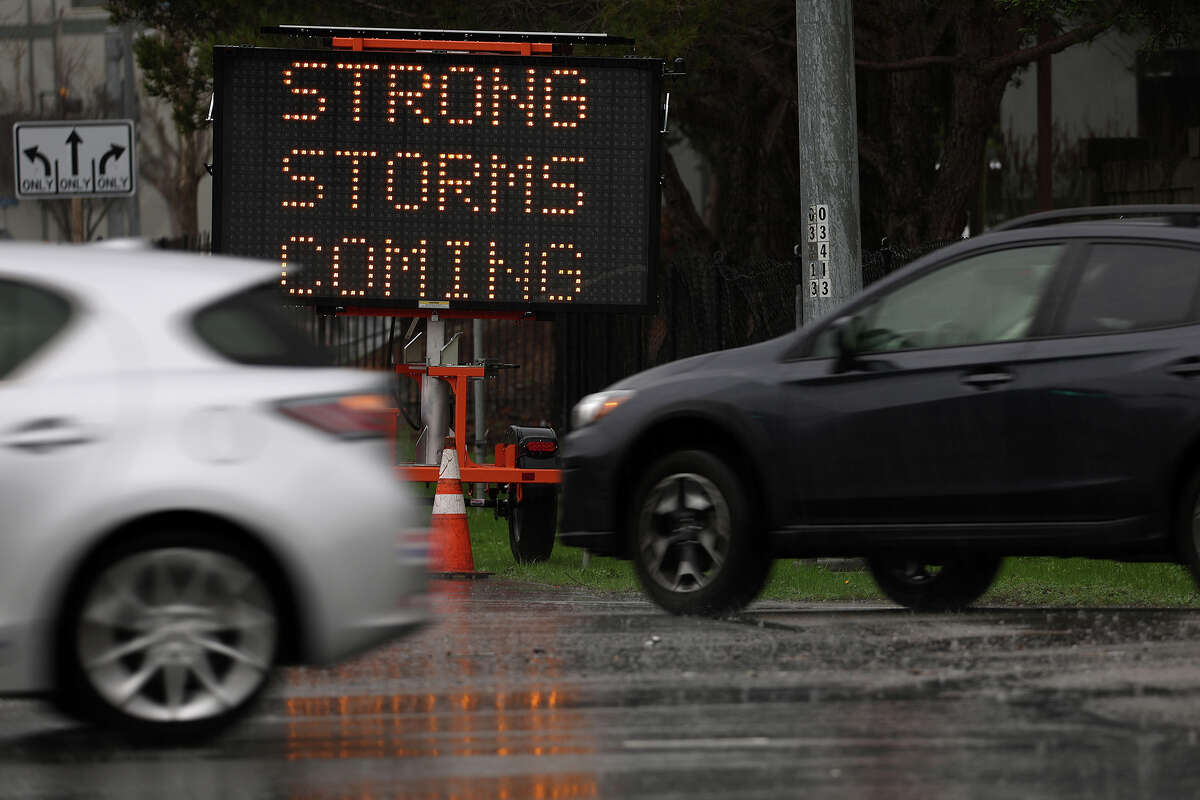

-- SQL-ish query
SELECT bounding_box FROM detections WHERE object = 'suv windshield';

[192,283,331,367]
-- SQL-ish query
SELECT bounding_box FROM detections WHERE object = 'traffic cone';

[430,439,489,579]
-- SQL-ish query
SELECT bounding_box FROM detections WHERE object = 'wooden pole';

[70,198,83,242]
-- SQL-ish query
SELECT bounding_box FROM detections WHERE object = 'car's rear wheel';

[1176,467,1200,587]
[630,449,770,616]
[867,553,1002,612]
[508,486,558,563]
[58,531,279,742]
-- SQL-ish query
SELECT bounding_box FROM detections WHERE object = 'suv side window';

[839,244,1062,355]
[1059,243,1200,335]
[0,279,72,379]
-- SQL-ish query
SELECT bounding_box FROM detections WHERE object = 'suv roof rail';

[992,204,1200,232]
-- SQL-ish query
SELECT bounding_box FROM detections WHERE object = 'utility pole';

[105,27,127,239]
[795,0,863,328]
[105,24,141,238]
[473,318,486,501]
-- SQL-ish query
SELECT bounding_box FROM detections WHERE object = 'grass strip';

[465,508,1200,607]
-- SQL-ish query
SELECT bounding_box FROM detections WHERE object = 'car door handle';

[1,418,94,454]
[960,371,1014,389]
[1168,359,1200,378]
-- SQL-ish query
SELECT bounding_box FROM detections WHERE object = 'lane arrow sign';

[65,129,83,175]
[23,146,51,176]
[99,144,126,175]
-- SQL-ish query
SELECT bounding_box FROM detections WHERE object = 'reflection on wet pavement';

[6,579,1200,798]
[282,690,589,761]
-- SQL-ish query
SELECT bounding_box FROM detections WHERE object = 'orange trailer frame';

[320,31,577,491]
[391,362,562,486]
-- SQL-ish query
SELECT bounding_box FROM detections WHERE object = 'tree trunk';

[140,110,209,238]
[856,0,1028,247]
[926,5,1025,241]
[928,68,1012,241]
[661,148,716,257]
[855,0,952,248]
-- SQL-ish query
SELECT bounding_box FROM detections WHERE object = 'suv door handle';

[1,418,94,454]
[1168,359,1200,378]
[960,371,1014,389]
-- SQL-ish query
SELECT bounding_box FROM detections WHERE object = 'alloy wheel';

[75,547,277,723]
[637,472,732,593]
[891,560,945,585]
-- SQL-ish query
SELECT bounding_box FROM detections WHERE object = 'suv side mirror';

[829,316,859,373]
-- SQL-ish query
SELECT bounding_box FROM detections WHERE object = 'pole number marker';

[806,204,832,297]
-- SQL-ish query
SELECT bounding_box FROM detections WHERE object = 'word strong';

[213,47,662,312]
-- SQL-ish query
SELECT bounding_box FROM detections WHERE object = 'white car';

[0,243,428,741]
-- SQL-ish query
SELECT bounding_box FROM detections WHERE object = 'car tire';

[1176,467,1200,586]
[867,552,1002,612]
[629,449,771,616]
[509,486,558,563]
[57,530,280,743]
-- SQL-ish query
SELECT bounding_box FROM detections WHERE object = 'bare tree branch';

[727,22,795,50]
[855,54,960,72]
[981,17,1120,74]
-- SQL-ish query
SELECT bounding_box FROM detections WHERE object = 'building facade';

[0,0,201,241]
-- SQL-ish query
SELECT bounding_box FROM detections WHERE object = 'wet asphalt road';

[6,579,1200,799]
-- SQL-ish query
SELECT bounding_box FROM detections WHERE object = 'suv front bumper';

[557,428,625,557]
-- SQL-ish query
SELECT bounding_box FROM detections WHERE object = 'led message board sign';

[212,46,662,312]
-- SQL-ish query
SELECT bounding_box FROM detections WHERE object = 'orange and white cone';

[430,440,488,579]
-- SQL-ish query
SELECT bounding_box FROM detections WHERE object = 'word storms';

[280,150,586,216]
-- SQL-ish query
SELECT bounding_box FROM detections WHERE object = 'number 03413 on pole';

[806,204,832,298]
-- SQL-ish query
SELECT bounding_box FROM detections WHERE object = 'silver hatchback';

[0,243,429,741]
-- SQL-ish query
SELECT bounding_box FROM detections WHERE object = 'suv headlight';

[571,390,636,429]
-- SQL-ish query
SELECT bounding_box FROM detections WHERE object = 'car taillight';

[278,393,392,439]
[397,527,430,568]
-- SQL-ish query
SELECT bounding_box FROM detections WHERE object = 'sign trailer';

[211,28,665,564]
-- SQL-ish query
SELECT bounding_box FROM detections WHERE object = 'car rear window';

[1060,243,1200,334]
[192,283,331,366]
[0,279,72,379]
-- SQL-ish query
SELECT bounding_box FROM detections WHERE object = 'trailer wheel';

[508,486,557,563]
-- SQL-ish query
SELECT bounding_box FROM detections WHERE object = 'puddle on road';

[10,581,1200,799]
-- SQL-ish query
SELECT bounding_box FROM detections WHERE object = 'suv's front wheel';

[867,553,1001,612]
[630,450,770,616]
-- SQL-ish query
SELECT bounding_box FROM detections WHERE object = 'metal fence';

[862,239,959,286]
[289,311,556,454]
[169,236,952,445]
[554,253,797,428]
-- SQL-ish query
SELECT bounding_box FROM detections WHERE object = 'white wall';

[1000,29,1139,143]
[0,0,178,242]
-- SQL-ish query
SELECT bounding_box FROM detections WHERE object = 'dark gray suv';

[559,205,1200,615]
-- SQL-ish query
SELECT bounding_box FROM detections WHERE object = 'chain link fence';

[862,239,959,286]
